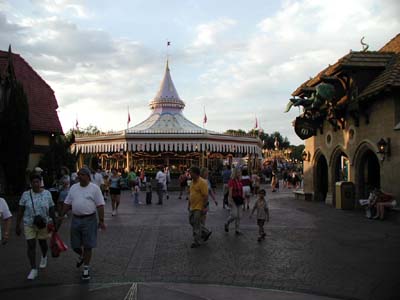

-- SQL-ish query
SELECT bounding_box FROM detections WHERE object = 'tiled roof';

[0,50,63,134]
[358,34,400,100]
[358,53,400,100]
[292,34,400,101]
[379,33,400,53]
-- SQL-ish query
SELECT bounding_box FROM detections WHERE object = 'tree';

[291,144,305,162]
[1,81,32,193]
[224,129,247,135]
[38,134,77,187]
[73,124,102,135]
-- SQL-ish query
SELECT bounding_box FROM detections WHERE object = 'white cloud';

[192,17,237,48]
[185,0,400,144]
[1,0,399,144]
[30,0,89,18]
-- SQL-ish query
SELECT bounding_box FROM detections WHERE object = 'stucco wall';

[303,96,400,204]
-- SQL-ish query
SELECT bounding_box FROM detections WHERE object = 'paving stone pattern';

[0,186,399,300]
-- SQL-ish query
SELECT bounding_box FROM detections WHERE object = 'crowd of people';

[0,163,397,283]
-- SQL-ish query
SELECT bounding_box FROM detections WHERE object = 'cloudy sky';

[1,0,399,144]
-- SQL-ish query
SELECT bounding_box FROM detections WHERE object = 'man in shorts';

[60,167,106,281]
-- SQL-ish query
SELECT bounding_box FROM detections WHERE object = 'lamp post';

[377,138,391,161]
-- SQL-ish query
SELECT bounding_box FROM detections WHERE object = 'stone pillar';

[126,151,130,171]
[77,153,84,170]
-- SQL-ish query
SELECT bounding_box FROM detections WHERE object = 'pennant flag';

[75,118,79,129]
[167,41,171,46]
[203,112,207,124]
[255,117,258,129]
[127,108,131,125]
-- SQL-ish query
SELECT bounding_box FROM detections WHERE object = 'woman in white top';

[16,173,57,280]
[0,197,12,245]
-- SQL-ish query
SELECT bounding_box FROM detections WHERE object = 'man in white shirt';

[60,167,105,281]
[155,166,167,205]
[0,197,12,244]
[93,168,104,191]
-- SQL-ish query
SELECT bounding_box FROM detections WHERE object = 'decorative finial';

[166,40,171,69]
[360,36,369,52]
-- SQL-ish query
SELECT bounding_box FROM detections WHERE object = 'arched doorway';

[314,154,328,202]
[357,149,380,199]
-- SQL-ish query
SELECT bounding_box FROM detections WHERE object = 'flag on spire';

[127,107,131,126]
[75,118,79,129]
[203,106,207,125]
[167,41,171,46]
[255,116,258,129]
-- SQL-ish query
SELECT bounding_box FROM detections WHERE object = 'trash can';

[335,181,355,210]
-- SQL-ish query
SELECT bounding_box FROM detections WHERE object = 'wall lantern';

[377,138,391,161]
[302,150,311,162]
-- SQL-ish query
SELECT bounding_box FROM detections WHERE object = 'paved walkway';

[1,186,399,300]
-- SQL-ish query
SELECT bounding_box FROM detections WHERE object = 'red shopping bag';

[50,231,68,257]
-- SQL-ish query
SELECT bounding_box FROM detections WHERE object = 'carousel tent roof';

[74,60,262,155]
[127,61,209,134]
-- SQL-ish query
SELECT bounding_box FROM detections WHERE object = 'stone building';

[290,34,400,205]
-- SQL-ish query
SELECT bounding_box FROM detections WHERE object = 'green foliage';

[224,129,247,135]
[72,124,102,135]
[38,135,77,187]
[1,82,32,193]
[223,128,302,150]
[291,144,306,161]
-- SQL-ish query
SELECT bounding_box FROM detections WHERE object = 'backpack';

[230,179,244,205]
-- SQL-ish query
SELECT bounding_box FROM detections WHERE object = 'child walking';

[250,189,269,242]
[133,184,141,205]
[145,177,152,205]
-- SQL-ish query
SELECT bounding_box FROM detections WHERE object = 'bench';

[293,190,313,201]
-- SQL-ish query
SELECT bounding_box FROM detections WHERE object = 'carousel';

[72,61,262,174]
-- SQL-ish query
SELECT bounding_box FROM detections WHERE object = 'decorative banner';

[294,116,317,140]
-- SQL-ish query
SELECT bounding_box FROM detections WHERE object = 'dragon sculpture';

[284,82,335,113]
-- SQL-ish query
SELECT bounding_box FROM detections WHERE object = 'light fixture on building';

[302,150,311,162]
[377,138,391,161]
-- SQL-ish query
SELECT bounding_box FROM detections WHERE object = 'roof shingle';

[292,34,400,100]
[0,50,63,134]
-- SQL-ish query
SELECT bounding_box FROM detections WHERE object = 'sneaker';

[27,269,38,280]
[235,230,242,235]
[203,231,212,241]
[190,242,200,248]
[166,195,169,200]
[39,256,47,269]
[76,256,84,268]
[257,237,262,242]
[81,267,90,280]
[111,210,116,216]
[224,223,229,233]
